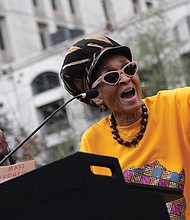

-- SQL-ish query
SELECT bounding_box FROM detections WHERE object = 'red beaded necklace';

[110,103,148,147]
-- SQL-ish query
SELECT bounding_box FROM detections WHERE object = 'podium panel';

[0,152,170,220]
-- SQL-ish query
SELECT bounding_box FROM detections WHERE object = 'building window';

[0,16,11,60]
[102,0,114,31]
[132,0,140,14]
[0,26,5,50]
[32,72,60,95]
[32,0,44,9]
[51,1,63,17]
[0,17,6,51]
[38,23,50,49]
[181,53,190,85]
[32,0,38,7]
[174,16,190,43]
[146,1,153,9]
[50,27,84,45]
[102,0,109,21]
[187,16,190,35]
[51,0,57,10]
[38,100,69,134]
[68,0,75,14]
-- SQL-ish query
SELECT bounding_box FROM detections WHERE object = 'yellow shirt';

[80,87,190,219]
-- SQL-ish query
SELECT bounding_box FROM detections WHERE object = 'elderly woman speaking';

[60,35,190,219]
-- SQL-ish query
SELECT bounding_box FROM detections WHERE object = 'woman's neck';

[113,108,142,126]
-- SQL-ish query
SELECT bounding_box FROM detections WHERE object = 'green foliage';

[43,141,75,164]
[181,53,190,85]
[123,11,185,96]
[39,99,69,134]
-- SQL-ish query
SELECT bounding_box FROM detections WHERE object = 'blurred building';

[0,0,189,164]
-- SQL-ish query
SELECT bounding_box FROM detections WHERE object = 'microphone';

[0,89,98,165]
[76,88,99,100]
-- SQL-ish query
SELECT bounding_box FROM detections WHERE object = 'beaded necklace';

[110,104,148,147]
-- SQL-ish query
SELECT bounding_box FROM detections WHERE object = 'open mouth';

[121,88,135,99]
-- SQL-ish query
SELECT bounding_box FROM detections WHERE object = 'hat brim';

[88,46,132,87]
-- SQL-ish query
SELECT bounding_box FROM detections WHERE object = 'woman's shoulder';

[157,87,190,96]
[143,87,190,104]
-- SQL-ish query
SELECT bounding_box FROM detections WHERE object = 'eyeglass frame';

[91,61,138,89]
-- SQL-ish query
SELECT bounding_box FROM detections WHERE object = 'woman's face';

[94,53,142,115]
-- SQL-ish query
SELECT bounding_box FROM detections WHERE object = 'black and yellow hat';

[60,35,132,106]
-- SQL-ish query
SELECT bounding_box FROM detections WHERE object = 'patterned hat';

[60,35,132,107]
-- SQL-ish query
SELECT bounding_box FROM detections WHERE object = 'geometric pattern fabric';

[123,160,185,219]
